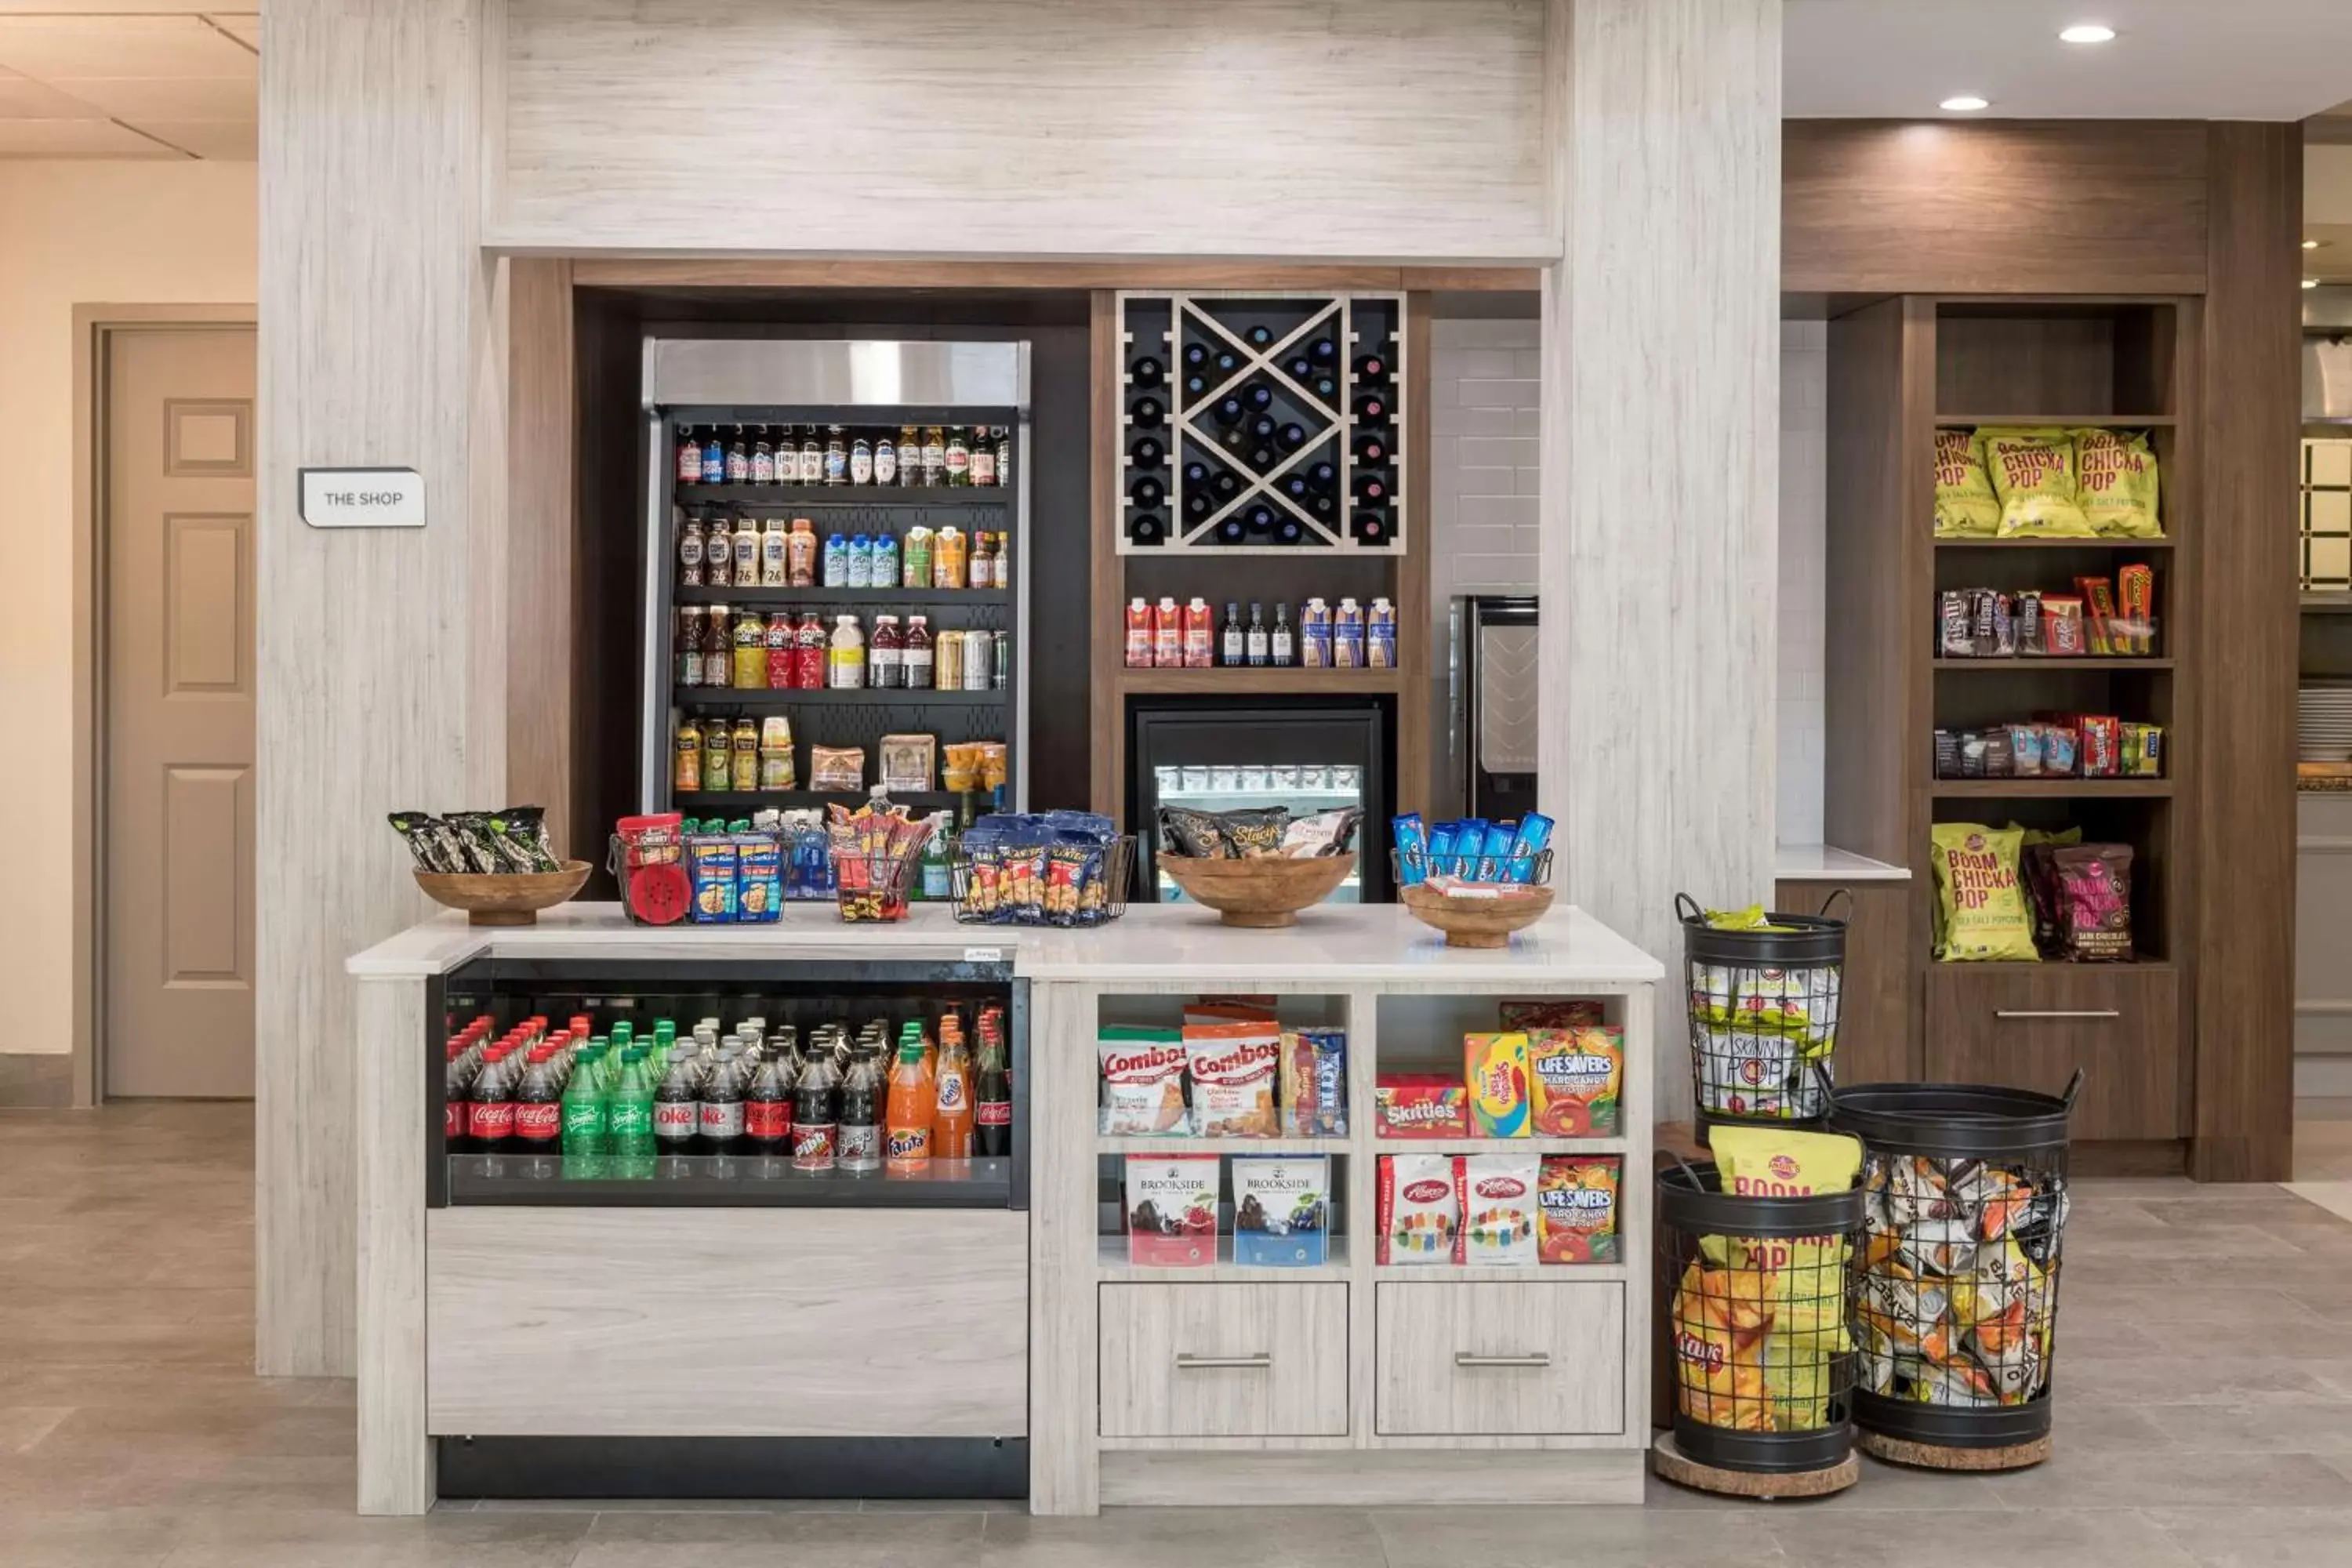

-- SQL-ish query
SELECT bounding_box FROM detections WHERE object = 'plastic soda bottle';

[932,1024,974,1160]
[560,1039,610,1178]
[884,1036,935,1171]
[608,1048,657,1180]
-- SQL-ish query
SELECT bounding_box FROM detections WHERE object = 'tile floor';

[4,1101,2350,1566]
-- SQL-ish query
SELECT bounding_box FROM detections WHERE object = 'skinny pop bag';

[1981,428,2095,539]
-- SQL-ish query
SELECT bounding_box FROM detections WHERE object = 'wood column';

[1542,0,1782,1121]
[2191,123,2301,1181]
[256,0,491,1376]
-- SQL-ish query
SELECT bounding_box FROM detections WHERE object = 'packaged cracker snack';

[1231,1155,1329,1267]
[1528,1026,1624,1136]
[1933,427,2001,539]
[2073,426,2163,539]
[688,836,740,923]
[1930,823,2038,962]
[1184,1020,1281,1138]
[735,833,782,922]
[1123,1155,1218,1266]
[1461,1153,1540,1266]
[1279,1028,1348,1137]
[1538,1156,1621,1263]
[1980,428,2095,539]
[1499,999,1605,1031]
[1098,1025,1189,1136]
[1374,1076,1471,1138]
[1464,1031,1532,1138]
[1378,1154,1459,1265]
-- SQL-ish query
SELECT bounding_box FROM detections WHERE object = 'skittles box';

[1464,1031,1531,1138]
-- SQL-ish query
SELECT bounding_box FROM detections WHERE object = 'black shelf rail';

[673,687,1006,707]
[689,586,1011,607]
[677,485,1011,506]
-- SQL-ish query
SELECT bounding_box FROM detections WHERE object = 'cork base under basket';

[1857,1429,2053,1472]
[1648,1433,1859,1500]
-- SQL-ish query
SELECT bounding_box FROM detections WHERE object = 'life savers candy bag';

[1461,1153,1540,1266]
[1538,1156,1620,1263]
[1377,1153,1460,1265]
[1980,427,2095,539]
[1931,822,2038,961]
[1933,426,2001,539]
[1124,1155,1218,1267]
[1528,1025,1623,1136]
[1464,1031,1532,1138]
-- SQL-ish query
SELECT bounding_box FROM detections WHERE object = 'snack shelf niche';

[1934,413,2180,428]
[1929,779,2174,799]
[1374,1261,1631,1283]
[1370,1136,1630,1157]
[1933,658,2173,671]
[1096,1135,1352,1155]
[1095,1234,1352,1280]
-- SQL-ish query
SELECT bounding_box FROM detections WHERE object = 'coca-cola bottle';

[837,1053,881,1173]
[791,1054,840,1171]
[445,1041,475,1152]
[975,1015,1013,1159]
[698,1055,745,1157]
[467,1047,517,1155]
[653,1054,699,1171]
[744,1054,793,1156]
[513,1049,564,1179]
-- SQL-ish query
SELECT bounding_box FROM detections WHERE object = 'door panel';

[106,326,256,1098]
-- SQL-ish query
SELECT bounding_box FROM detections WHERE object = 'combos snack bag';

[1933,427,2002,539]
[1098,1025,1189,1136]
[1378,1154,1460,1265]
[1123,1156,1218,1267]
[2072,427,2163,539]
[1931,823,2038,962]
[1980,428,2095,539]
[1461,1153,1540,1266]
[1538,1156,1621,1263]
[1183,1020,1281,1138]
[1529,1025,1624,1136]
[1464,1032,1533,1138]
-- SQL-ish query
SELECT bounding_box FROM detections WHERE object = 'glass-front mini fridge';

[1126,698,1393,903]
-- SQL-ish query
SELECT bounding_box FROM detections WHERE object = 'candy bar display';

[1680,898,1845,1126]
[1095,1007,1346,1138]
[827,802,935,922]
[389,806,561,874]
[1936,567,2158,659]
[1932,716,2164,779]
[675,422,1011,492]
[1934,425,2162,541]
[951,811,1132,927]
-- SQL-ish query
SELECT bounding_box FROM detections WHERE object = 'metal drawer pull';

[1175,1352,1272,1370]
[1994,1009,2120,1021]
[1455,1352,1552,1368]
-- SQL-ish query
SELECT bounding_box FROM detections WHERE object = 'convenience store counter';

[348,902,1664,1515]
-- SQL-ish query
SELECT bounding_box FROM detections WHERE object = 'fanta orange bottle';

[933,1024,974,1159]
[884,1036,935,1171]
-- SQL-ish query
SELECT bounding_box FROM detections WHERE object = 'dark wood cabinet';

[1776,879,1915,1090]
[1925,963,2182,1141]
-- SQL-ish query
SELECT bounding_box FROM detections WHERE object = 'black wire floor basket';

[1831,1076,2077,1455]
[1657,1157,1866,1475]
[1679,891,1849,1141]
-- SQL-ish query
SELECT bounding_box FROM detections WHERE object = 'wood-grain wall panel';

[493,0,1552,260]
[1545,0,1780,1124]
[256,0,486,1377]
[2192,124,2301,1181]
[505,257,573,850]
[1784,122,2209,296]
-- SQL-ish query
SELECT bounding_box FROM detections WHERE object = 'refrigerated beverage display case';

[1446,594,1538,824]
[1127,700,1392,903]
[642,339,1030,821]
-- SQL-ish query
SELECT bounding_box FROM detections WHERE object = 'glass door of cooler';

[1127,700,1392,903]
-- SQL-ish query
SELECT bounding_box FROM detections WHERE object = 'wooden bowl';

[413,860,592,926]
[1400,882,1556,948]
[1160,853,1356,928]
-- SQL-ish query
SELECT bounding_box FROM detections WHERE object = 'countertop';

[1773,844,1911,883]
[347,901,1665,986]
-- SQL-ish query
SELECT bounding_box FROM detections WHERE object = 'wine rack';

[1116,291,1406,555]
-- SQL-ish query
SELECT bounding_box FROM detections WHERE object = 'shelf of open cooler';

[679,789,983,815]
[1156,789,1360,810]
[691,586,1013,608]
[445,1154,1016,1208]
[1095,1235,1350,1279]
[673,687,1006,707]
[676,485,1013,506]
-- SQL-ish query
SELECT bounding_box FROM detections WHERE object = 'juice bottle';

[884,1036,935,1171]
[902,615,935,690]
[786,518,818,586]
[1153,596,1182,668]
[870,614,903,690]
[702,722,731,797]
[764,612,793,689]
[848,532,873,588]
[673,717,702,793]
[1367,597,1398,669]
[933,526,967,589]
[731,718,760,792]
[902,526,933,587]
[732,610,768,688]
[703,605,731,687]
[1125,597,1152,668]
[760,518,787,586]
[822,532,849,587]
[932,1023,974,1160]
[731,516,760,586]
[1182,597,1214,668]
[1334,597,1365,670]
[793,612,827,689]
[829,614,866,689]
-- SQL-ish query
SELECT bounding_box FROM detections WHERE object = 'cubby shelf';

[1094,1236,1349,1279]
[1096,1136,1351,1155]
[1933,658,2172,671]
[1934,536,2175,550]
[1369,1137,1629,1156]
[1929,779,2172,798]
[1373,1262,1630,1283]
[1934,413,2178,427]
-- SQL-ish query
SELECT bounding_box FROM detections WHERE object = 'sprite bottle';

[608,1047,658,1180]
[561,1038,611,1179]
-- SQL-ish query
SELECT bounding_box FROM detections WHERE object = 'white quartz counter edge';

[347,901,1665,985]
[1773,844,1911,883]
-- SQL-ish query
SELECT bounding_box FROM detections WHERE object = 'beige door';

[104,326,256,1098]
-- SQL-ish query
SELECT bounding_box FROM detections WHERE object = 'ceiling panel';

[51,75,252,120]
[204,14,258,50]
[137,118,252,160]
[0,66,100,120]
[0,117,174,155]
[0,15,253,81]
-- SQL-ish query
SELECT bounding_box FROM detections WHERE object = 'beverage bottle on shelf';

[1277,423,1308,452]
[920,817,953,901]
[793,611,828,690]
[1211,394,1245,427]
[902,526,933,588]
[702,605,731,688]
[874,431,898,486]
[1182,597,1214,669]
[731,516,758,586]
[1353,429,1389,465]
[678,517,706,588]
[445,1041,474,1152]
[1270,602,1295,666]
[898,426,922,487]
[733,612,768,691]
[870,614,903,690]
[764,613,794,691]
[792,1054,840,1171]
[559,1047,608,1178]
[1352,390,1390,424]
[799,428,824,485]
[993,426,1013,487]
[934,526,967,589]
[848,532,875,588]
[670,714,699,793]
[1131,474,1166,512]
[1352,509,1389,546]
[676,608,703,689]
[1334,597,1366,670]
[725,426,751,484]
[851,434,874,486]
[970,532,994,590]
[944,428,971,485]
[1131,395,1167,430]
[1354,351,1390,382]
[1125,597,1152,669]
[1220,602,1244,667]
[788,518,818,587]
[750,428,775,485]
[743,1053,793,1160]
[822,531,849,587]
[1305,460,1337,492]
[1301,598,1332,668]
[677,425,703,485]
[1367,597,1398,669]
[608,1049,655,1179]
[700,428,726,485]
[884,1035,935,1171]
[1130,354,1165,387]
[1243,503,1276,535]
[829,614,866,689]
[1216,517,1247,545]
[697,1054,745,1158]
[921,426,948,485]
[933,1025,974,1160]
[1247,603,1269,666]
[838,1052,881,1172]
[513,1049,564,1177]
[653,1054,699,1165]
[1153,596,1182,668]
[772,425,798,485]
[975,1017,1012,1159]
[822,426,848,485]
[1131,434,1165,470]
[760,518,788,586]
[873,529,899,589]
[902,615,935,690]
[467,1047,515,1155]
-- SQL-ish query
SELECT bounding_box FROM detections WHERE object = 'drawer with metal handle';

[1374,1281,1624,1437]
[1098,1282,1347,1438]
[1926,963,2181,1141]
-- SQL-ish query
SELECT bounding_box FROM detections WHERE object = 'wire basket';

[1679,891,1849,1140]
[950,835,1134,927]
[1394,846,1554,886]
[1657,1156,1867,1475]
[830,841,927,922]
[1831,1076,2077,1455]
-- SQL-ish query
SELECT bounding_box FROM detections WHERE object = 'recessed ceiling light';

[1941,95,1991,112]
[2060,24,2116,44]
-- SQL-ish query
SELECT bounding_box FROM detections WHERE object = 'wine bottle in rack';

[1214,348,1240,375]
[1282,474,1311,501]
[1212,394,1246,428]
[1310,371,1340,401]
[1352,429,1389,464]
[1185,492,1214,521]
[1132,395,1166,428]
[1352,472,1390,504]
[1131,474,1167,510]
[1219,427,1250,459]
[1244,382,1274,412]
[1248,414,1278,442]
[1307,492,1338,520]
[1131,513,1164,546]
[1248,442,1276,470]
[1351,509,1389,545]
[1277,423,1308,452]
[1276,515,1305,545]
[1130,354,1165,387]
[1308,336,1338,364]
[1213,470,1241,499]
[1246,324,1275,347]
[1216,516,1247,545]
[1352,390,1389,423]
[1306,460,1338,492]
[1185,371,1210,399]
[1285,353,1314,382]
[1184,342,1210,368]
[1131,434,1166,469]
[1244,503,1276,534]
[1353,352,1389,383]
[1183,459,1210,488]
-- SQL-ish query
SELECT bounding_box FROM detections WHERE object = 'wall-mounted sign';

[299,466,425,529]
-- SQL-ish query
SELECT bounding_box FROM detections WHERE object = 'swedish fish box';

[1464,1031,1531,1138]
